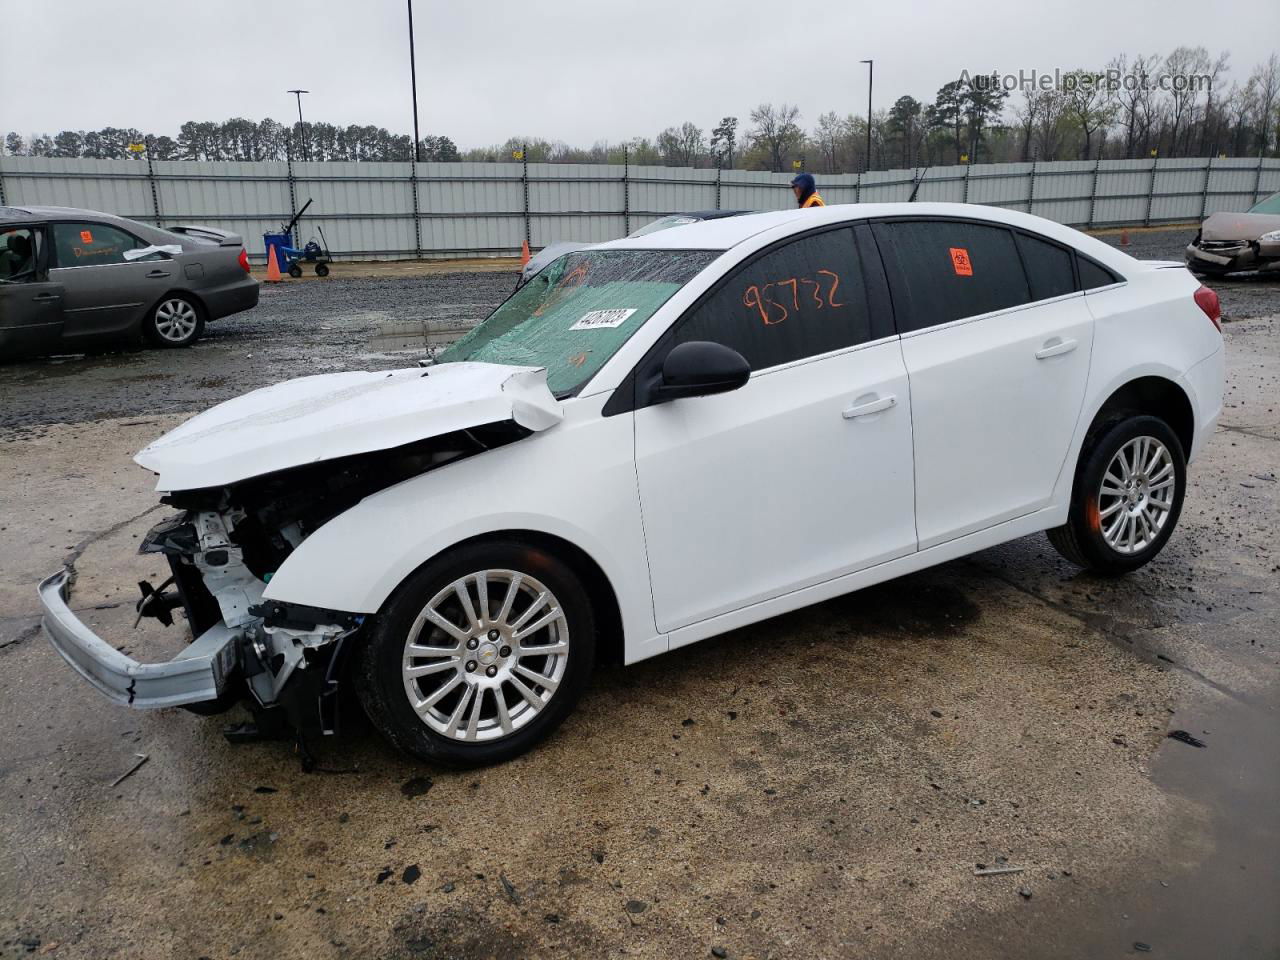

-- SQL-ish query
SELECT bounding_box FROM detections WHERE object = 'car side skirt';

[660,505,1065,656]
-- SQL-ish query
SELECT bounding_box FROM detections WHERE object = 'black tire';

[355,539,596,767]
[287,263,304,279]
[314,262,330,277]
[144,295,205,348]
[1047,414,1186,575]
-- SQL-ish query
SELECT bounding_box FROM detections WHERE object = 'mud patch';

[826,574,982,637]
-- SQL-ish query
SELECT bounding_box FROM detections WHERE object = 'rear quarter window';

[1078,256,1122,290]
[1015,231,1077,301]
[872,220,1031,332]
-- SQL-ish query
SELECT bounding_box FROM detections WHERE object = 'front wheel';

[1047,415,1186,574]
[145,295,204,348]
[355,539,596,767]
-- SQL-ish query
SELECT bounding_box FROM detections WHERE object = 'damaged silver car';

[1185,191,1280,276]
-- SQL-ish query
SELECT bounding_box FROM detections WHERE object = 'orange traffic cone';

[520,239,531,267]
[1119,229,1130,247]
[265,245,283,283]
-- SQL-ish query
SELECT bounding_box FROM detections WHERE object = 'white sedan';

[39,203,1225,767]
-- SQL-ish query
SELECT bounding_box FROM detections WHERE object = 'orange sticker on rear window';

[949,247,973,276]
[80,230,93,244]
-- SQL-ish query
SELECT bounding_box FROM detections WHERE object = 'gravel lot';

[1,226,1278,959]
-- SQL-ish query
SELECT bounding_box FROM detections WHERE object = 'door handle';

[1035,337,1078,360]
[146,269,172,279]
[843,394,897,419]
[32,293,61,302]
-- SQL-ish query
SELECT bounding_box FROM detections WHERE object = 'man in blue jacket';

[791,172,825,208]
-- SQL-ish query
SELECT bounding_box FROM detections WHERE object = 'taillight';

[238,248,251,273]
[1194,285,1221,332]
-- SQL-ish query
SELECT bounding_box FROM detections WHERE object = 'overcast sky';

[3,0,1277,147]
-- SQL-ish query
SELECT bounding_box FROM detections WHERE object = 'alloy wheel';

[1098,435,1176,554]
[400,569,569,742]
[153,298,199,342]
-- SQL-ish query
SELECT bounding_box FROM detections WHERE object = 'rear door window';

[1015,231,1078,301]
[673,227,880,370]
[872,219,1031,333]
[51,222,144,269]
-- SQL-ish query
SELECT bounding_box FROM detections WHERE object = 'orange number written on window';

[742,269,844,326]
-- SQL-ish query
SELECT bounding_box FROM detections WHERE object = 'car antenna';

[908,166,930,202]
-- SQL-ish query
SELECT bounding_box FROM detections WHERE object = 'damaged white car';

[40,204,1224,767]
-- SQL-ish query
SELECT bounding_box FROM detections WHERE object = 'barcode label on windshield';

[571,308,636,330]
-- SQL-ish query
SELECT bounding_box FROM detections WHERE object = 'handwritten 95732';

[742,270,844,326]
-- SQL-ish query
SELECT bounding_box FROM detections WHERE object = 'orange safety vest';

[801,192,825,208]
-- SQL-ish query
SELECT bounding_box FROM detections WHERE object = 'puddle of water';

[366,320,472,354]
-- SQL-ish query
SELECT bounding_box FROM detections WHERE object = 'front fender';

[261,394,665,664]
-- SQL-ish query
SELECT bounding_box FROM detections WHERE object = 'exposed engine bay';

[133,421,529,730]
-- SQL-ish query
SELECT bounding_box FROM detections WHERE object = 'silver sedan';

[0,204,259,357]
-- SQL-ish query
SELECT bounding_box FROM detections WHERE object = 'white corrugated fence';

[1,155,1277,262]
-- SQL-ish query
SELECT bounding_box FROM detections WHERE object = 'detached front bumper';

[38,568,241,709]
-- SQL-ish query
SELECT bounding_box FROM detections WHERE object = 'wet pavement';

[1,228,1278,959]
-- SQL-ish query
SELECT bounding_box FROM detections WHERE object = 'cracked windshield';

[435,248,718,394]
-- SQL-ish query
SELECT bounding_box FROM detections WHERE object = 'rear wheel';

[287,263,304,279]
[145,295,204,348]
[355,539,596,767]
[1047,415,1186,574]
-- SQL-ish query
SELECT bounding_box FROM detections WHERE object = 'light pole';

[288,89,310,161]
[859,60,873,172]
[407,0,421,162]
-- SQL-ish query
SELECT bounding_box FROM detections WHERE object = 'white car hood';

[135,362,563,491]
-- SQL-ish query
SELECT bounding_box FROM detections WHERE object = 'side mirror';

[651,341,751,403]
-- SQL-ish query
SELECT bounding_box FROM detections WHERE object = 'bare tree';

[1109,53,1162,158]
[748,103,803,172]
[1011,89,1044,161]
[814,111,848,173]
[657,122,705,167]
[1164,46,1211,157]
[1195,51,1231,155]
[1251,53,1280,156]
[1224,81,1257,156]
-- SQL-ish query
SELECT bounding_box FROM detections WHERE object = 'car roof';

[598,201,1136,278]
[600,202,1100,252]
[0,204,133,224]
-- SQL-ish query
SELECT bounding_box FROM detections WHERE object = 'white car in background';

[40,203,1224,768]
